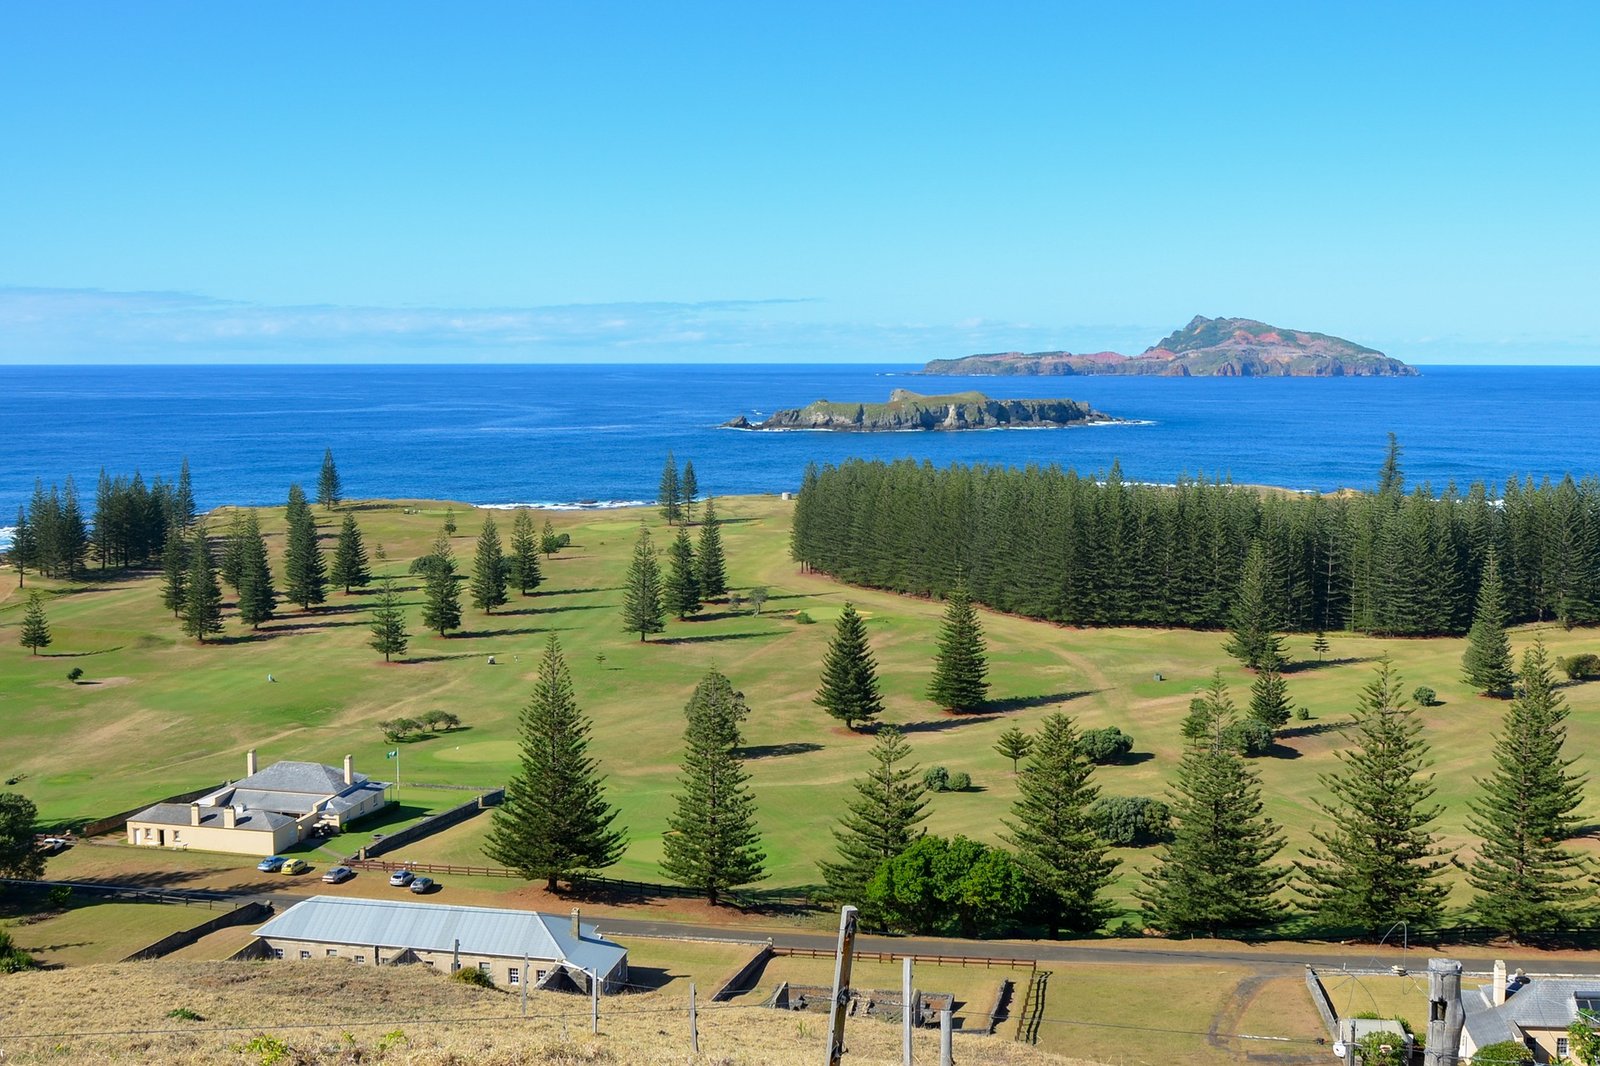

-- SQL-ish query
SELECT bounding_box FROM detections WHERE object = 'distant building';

[252,895,629,992]
[1461,959,1589,1063]
[125,750,390,856]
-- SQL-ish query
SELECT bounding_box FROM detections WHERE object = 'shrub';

[451,966,496,990]
[0,930,38,973]
[1412,686,1437,707]
[1294,706,1311,721]
[166,1007,204,1022]
[1222,719,1274,757]
[864,835,1030,937]
[923,766,950,792]
[556,532,571,548]
[46,885,72,909]
[1077,726,1134,764]
[1472,1041,1533,1065]
[1354,1030,1409,1066]
[947,771,971,792]
[1089,795,1173,846]
[67,667,84,683]
[1560,653,1600,680]
[793,611,815,625]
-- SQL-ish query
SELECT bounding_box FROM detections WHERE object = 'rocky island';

[921,315,1418,377]
[723,389,1114,431]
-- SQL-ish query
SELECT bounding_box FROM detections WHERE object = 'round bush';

[1471,1041,1533,1064]
[1089,795,1173,846]
[1222,719,1274,757]
[1561,653,1600,680]
[1412,686,1437,707]
[793,611,815,625]
[1293,706,1311,721]
[947,771,971,792]
[451,967,496,989]
[1077,726,1134,764]
[923,766,950,792]
[67,667,84,682]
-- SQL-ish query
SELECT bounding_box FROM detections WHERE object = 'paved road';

[21,876,1600,978]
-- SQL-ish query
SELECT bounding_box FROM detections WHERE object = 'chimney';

[223,805,238,828]
[571,907,581,938]
[1493,959,1507,1006]
[190,803,202,826]
[344,754,354,785]
[246,749,258,776]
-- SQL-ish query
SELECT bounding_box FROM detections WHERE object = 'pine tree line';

[14,463,196,579]
[791,455,1600,635]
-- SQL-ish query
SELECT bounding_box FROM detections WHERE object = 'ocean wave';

[0,525,12,551]
[476,499,654,512]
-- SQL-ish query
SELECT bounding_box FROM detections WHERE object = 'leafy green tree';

[864,835,1030,938]
[748,586,768,614]
[1223,544,1283,670]
[1089,795,1172,846]
[508,509,542,595]
[1248,656,1292,730]
[1138,671,1286,935]
[317,448,342,508]
[420,531,462,637]
[1462,550,1516,697]
[695,497,728,600]
[1565,1020,1600,1066]
[1076,726,1134,764]
[658,452,681,525]
[283,498,327,610]
[159,526,187,618]
[180,528,224,642]
[235,511,278,629]
[927,580,988,712]
[19,591,51,654]
[540,516,561,557]
[1295,658,1450,935]
[1003,712,1117,937]
[660,669,766,904]
[420,709,461,731]
[470,514,509,614]
[368,577,409,662]
[1466,641,1594,940]
[820,726,929,905]
[664,526,701,620]
[620,525,665,641]
[0,793,46,880]
[681,460,698,525]
[814,602,884,730]
[995,726,1034,773]
[484,636,626,890]
[330,513,371,594]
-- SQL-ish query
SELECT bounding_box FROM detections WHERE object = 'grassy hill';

[5,495,1600,917]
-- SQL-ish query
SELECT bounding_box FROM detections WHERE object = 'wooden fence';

[771,945,1037,971]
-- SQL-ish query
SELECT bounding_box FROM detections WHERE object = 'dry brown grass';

[0,960,1091,1065]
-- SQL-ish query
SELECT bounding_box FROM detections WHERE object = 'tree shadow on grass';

[453,625,549,639]
[257,619,367,634]
[540,586,621,596]
[896,715,995,735]
[1274,719,1348,740]
[1262,744,1305,760]
[984,690,1098,713]
[654,631,782,646]
[41,647,124,658]
[739,742,824,759]
[1283,656,1374,675]
[498,602,614,616]
[1106,751,1155,766]
[402,652,480,665]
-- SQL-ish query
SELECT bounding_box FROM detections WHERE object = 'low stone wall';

[354,788,504,861]
[82,784,224,837]
[1305,966,1340,1041]
[711,943,774,1002]
[121,901,273,961]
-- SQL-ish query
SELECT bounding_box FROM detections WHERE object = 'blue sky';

[1,3,1596,364]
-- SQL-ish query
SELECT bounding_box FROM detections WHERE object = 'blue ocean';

[5,364,1600,533]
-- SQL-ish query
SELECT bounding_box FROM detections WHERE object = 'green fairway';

[6,495,1600,919]
[2,900,225,967]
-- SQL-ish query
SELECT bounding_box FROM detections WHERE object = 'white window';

[478,962,491,974]
[299,950,311,960]
[272,949,283,959]
[536,969,547,982]
[508,967,520,985]
[326,949,338,957]
[1558,1037,1570,1057]
[355,955,365,964]
[172,831,181,841]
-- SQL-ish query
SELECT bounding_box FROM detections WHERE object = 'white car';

[388,868,415,887]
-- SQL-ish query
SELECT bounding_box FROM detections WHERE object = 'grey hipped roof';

[1463,976,1598,1049]
[128,803,293,832]
[254,896,628,976]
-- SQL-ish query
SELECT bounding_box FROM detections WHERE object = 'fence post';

[903,956,914,1066]
[690,981,699,1055]
[939,1009,953,1066]
[591,968,600,1035]
[823,905,859,1066]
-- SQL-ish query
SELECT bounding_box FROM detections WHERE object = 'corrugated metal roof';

[254,896,627,975]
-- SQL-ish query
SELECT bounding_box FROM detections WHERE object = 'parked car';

[409,876,437,894]
[388,868,415,887]
[37,837,69,854]
[281,858,311,875]
[257,855,289,872]
[322,866,355,884]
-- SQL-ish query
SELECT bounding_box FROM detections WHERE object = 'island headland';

[723,388,1114,431]
[920,314,1417,377]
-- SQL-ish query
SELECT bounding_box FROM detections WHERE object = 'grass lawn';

[2,900,228,967]
[1315,971,1432,1031]
[7,495,1600,921]
[617,937,766,992]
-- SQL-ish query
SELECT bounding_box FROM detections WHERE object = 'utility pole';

[1424,958,1464,1066]
[824,905,859,1066]
[939,1009,953,1066]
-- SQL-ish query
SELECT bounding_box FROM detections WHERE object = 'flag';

[385,750,398,759]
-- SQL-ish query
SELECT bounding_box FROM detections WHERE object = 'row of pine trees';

[790,440,1600,634]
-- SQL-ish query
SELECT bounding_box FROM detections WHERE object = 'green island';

[722,388,1112,430]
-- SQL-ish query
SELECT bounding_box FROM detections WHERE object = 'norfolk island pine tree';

[814,602,885,730]
[621,525,665,641]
